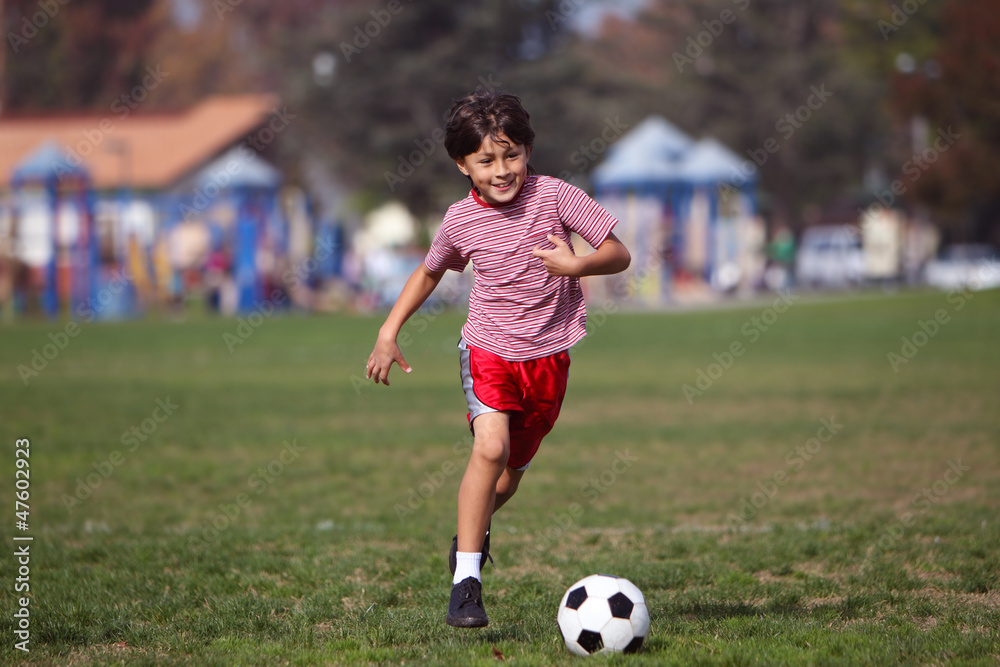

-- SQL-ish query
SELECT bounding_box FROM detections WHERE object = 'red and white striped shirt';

[425,175,618,361]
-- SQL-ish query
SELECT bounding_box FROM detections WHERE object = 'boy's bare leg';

[493,466,525,514]
[457,411,509,553]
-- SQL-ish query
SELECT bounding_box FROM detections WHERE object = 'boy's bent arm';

[532,231,631,277]
[366,262,446,385]
[578,232,631,276]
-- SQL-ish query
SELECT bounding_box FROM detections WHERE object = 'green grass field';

[1,288,999,666]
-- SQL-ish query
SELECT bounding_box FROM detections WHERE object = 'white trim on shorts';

[458,338,530,472]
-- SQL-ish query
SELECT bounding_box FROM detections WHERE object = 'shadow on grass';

[473,624,535,643]
[669,594,869,622]
[671,600,765,620]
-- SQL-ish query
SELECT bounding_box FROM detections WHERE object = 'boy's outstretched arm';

[532,231,631,277]
[366,262,446,385]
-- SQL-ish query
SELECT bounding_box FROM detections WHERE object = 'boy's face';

[455,132,531,206]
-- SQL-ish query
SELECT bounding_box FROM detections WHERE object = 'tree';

[212,0,652,216]
[4,0,159,111]
[887,0,1000,245]
[297,0,586,215]
[600,0,887,231]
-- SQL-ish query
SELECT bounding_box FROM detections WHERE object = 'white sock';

[453,551,481,585]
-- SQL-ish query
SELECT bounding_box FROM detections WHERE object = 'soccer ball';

[557,574,650,656]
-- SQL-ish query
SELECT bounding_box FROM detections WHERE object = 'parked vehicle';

[924,244,1000,291]
[796,225,865,288]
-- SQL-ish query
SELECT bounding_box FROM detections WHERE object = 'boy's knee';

[472,437,509,468]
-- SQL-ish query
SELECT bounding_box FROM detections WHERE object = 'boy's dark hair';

[445,91,536,163]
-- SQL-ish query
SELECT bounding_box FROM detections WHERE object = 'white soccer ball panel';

[583,574,622,599]
[564,637,591,658]
[557,605,583,644]
[601,617,636,652]
[617,577,646,605]
[630,602,651,638]
[577,596,613,631]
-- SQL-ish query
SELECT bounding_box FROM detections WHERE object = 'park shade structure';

[591,116,759,300]
[184,147,286,314]
[10,141,99,318]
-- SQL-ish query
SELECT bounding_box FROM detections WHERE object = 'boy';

[366,91,630,627]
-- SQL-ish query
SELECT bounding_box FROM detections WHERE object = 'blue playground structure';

[5,140,344,319]
[10,142,99,318]
[592,116,759,299]
[182,147,287,313]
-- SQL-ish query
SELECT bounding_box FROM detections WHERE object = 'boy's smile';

[456,132,531,206]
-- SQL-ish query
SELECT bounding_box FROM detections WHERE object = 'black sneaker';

[448,523,493,575]
[446,576,488,628]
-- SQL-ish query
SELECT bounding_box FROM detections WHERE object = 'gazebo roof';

[592,116,753,189]
[12,141,89,184]
[194,146,282,190]
[676,138,747,184]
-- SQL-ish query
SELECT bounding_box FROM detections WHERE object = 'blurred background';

[0,0,998,321]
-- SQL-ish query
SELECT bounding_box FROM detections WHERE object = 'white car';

[796,225,865,288]
[924,244,1000,291]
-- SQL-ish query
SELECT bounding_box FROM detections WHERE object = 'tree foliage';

[4,0,159,110]
[887,0,1000,244]
[3,0,997,243]
[595,0,886,229]
[290,0,615,215]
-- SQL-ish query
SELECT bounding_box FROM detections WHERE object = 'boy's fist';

[532,234,581,276]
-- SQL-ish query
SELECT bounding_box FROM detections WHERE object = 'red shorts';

[459,339,570,470]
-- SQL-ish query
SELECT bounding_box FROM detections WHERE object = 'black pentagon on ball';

[564,586,588,610]
[577,629,604,654]
[607,592,634,619]
[624,635,645,654]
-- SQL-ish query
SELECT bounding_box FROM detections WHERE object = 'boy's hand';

[532,234,582,276]
[366,336,412,386]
